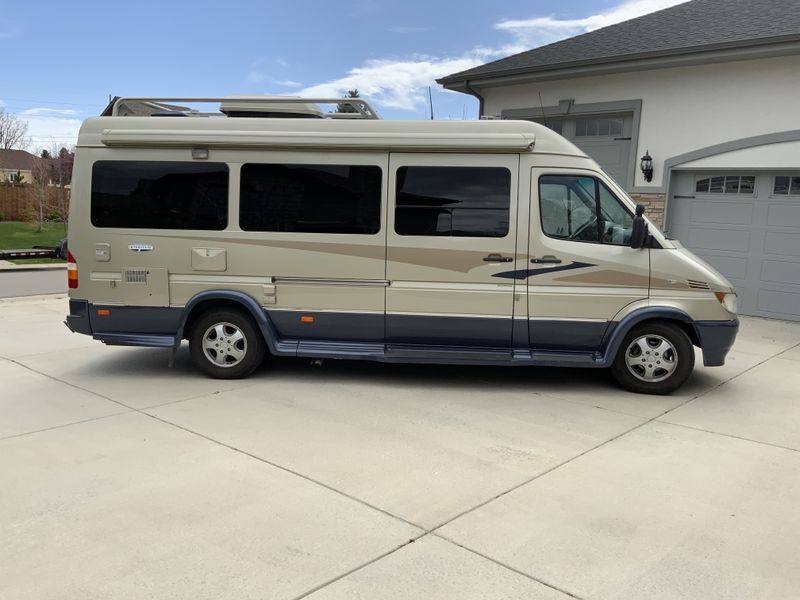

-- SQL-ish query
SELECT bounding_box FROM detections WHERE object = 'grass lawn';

[0,221,67,264]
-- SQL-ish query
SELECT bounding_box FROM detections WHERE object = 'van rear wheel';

[611,322,694,395]
[189,309,266,379]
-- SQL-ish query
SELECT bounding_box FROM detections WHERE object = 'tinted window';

[91,161,229,230]
[240,164,381,234]
[539,175,633,246]
[395,166,510,237]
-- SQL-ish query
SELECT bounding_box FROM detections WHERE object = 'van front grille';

[125,269,147,284]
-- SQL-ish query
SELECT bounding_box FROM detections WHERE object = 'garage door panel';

[757,289,800,318]
[669,170,800,320]
[688,227,750,252]
[696,253,748,280]
[767,204,800,227]
[761,260,800,285]
[764,232,800,257]
[691,201,754,225]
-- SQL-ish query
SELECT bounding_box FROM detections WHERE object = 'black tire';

[188,309,266,379]
[611,321,694,395]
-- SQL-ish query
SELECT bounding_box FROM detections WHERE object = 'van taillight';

[67,250,78,289]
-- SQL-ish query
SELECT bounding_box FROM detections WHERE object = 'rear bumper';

[695,319,739,367]
[65,299,92,336]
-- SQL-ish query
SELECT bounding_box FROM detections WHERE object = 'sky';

[0,0,686,151]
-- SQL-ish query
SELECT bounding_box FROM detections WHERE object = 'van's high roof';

[79,95,586,156]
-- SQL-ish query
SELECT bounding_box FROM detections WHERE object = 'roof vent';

[220,95,325,119]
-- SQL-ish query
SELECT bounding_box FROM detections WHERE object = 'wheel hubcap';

[201,322,247,368]
[624,334,678,383]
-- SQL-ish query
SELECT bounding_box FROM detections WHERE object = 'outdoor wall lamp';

[640,150,654,183]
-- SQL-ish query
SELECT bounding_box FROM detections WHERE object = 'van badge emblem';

[128,244,154,252]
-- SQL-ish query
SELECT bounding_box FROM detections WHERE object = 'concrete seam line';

[423,350,777,534]
[432,532,587,600]
[143,411,425,531]
[0,411,131,443]
[289,534,427,600]
[11,358,425,530]
[653,421,800,454]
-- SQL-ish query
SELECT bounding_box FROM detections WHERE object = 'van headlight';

[714,291,738,314]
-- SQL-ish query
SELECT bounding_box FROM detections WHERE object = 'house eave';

[438,37,800,92]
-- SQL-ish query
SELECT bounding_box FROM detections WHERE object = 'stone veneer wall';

[629,192,666,228]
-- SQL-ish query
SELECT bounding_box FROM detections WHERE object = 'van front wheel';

[189,309,266,379]
[611,322,694,394]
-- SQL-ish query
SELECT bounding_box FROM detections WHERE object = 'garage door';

[668,171,800,320]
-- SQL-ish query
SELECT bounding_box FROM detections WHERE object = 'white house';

[439,0,800,320]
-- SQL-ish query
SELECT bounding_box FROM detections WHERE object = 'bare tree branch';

[0,108,30,150]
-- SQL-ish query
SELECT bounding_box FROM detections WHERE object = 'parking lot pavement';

[1,295,799,599]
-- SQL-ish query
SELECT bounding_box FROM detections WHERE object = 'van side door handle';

[531,255,562,264]
[483,253,513,263]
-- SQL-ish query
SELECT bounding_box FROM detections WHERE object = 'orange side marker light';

[300,315,315,323]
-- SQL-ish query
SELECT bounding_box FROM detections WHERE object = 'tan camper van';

[65,95,739,394]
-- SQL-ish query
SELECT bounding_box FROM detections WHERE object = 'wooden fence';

[0,184,70,222]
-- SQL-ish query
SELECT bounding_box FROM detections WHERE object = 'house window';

[695,175,756,195]
[773,176,800,196]
[575,118,623,137]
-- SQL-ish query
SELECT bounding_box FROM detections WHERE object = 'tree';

[0,108,30,150]
[335,89,361,114]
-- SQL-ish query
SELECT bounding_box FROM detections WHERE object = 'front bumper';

[695,319,739,367]
[65,299,92,336]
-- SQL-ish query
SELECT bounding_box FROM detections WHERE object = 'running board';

[95,333,177,347]
[386,344,513,362]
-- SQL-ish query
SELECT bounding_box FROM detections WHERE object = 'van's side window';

[395,166,510,237]
[240,164,381,234]
[539,175,633,246]
[91,161,229,230]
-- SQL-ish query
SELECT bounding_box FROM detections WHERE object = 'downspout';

[464,80,485,118]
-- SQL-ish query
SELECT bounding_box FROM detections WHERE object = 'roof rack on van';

[107,96,381,120]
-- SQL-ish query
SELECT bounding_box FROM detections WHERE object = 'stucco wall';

[481,55,800,190]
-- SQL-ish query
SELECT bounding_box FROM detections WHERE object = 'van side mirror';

[629,204,648,249]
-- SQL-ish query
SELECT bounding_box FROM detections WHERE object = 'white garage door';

[668,172,800,320]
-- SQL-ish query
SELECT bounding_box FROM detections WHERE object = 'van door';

[527,168,649,351]
[385,154,519,349]
[237,152,389,344]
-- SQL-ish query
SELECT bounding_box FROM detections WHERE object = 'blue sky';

[0,0,684,150]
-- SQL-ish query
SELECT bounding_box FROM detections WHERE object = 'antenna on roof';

[428,86,434,121]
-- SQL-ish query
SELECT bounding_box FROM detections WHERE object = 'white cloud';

[275,57,289,68]
[299,49,515,111]
[24,115,82,153]
[299,0,687,113]
[272,79,302,88]
[496,0,687,44]
[21,107,79,117]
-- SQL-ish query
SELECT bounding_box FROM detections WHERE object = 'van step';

[385,345,512,362]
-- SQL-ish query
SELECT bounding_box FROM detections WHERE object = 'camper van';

[65,96,739,394]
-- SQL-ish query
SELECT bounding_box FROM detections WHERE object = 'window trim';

[537,173,635,247]
[771,175,800,198]
[393,165,512,238]
[693,174,757,197]
[238,162,384,236]
[90,159,230,231]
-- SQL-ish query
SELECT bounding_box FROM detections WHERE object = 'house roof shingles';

[438,0,800,85]
[0,149,37,171]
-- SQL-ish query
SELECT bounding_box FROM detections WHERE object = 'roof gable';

[439,0,800,85]
[0,149,37,171]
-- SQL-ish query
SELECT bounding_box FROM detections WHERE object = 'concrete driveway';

[1,294,799,600]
